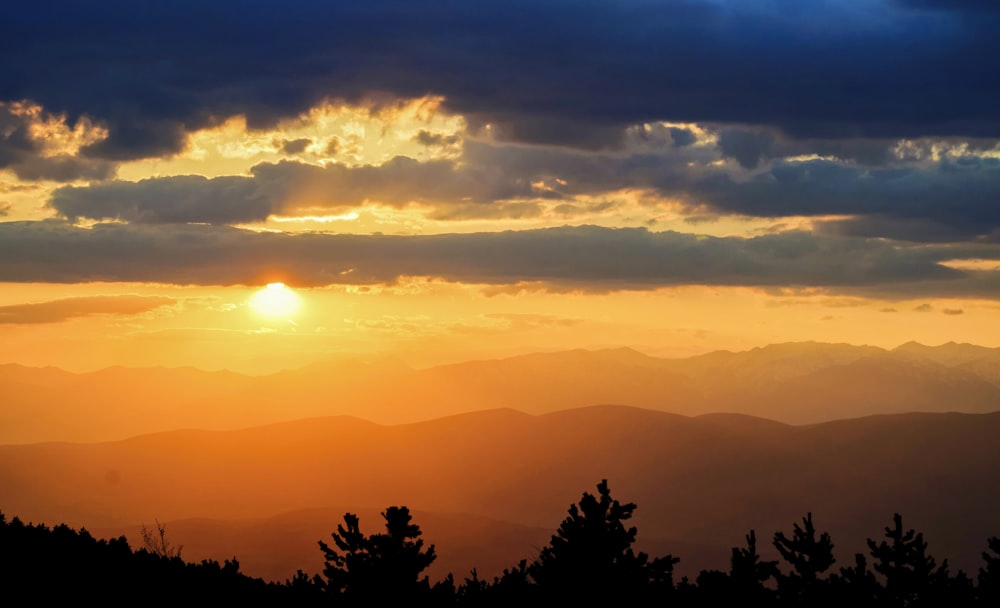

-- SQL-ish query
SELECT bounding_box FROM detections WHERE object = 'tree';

[980,537,1000,604]
[730,529,779,600]
[829,553,880,607]
[694,529,778,604]
[140,519,183,559]
[318,506,437,605]
[866,513,947,606]
[773,512,835,604]
[528,479,678,602]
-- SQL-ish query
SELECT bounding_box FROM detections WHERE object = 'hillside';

[2,406,998,580]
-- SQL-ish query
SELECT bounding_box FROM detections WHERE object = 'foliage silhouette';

[731,529,779,602]
[0,512,285,603]
[318,506,438,605]
[527,479,678,603]
[866,513,954,607]
[695,528,780,604]
[6,494,1000,606]
[457,559,535,607]
[773,512,835,605]
[830,553,881,607]
[979,537,1000,605]
[140,518,183,559]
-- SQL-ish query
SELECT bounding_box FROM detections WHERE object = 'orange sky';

[0,278,994,374]
[2,97,999,373]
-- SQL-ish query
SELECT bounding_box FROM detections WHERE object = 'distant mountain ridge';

[2,341,999,443]
[2,406,998,581]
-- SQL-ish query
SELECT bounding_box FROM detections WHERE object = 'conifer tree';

[829,553,880,607]
[528,479,678,602]
[978,537,1000,605]
[866,513,946,606]
[730,529,779,601]
[318,506,436,605]
[773,512,835,605]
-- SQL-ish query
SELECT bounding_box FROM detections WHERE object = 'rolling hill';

[2,405,998,581]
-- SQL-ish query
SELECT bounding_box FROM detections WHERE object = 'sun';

[249,283,301,318]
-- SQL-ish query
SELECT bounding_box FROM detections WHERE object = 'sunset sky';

[2,1,999,373]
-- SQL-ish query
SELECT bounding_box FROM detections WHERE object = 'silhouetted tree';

[693,532,778,606]
[283,568,325,604]
[829,553,880,608]
[0,512,287,603]
[528,479,678,603]
[980,537,1000,604]
[318,506,438,605]
[457,559,536,607]
[457,568,490,605]
[773,512,835,605]
[866,513,948,607]
[140,518,183,559]
[731,529,779,601]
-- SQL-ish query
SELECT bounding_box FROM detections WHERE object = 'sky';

[2,0,999,373]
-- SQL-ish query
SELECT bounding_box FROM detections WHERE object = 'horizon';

[3,337,999,376]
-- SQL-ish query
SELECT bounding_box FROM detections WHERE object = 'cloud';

[714,126,904,167]
[668,128,696,147]
[485,313,583,329]
[425,202,543,221]
[48,154,545,224]
[413,130,460,147]
[914,303,934,312]
[2,221,998,298]
[279,138,311,154]
[44,133,1000,243]
[2,1,999,159]
[716,128,774,170]
[50,175,272,224]
[694,157,1000,241]
[0,104,116,181]
[0,294,175,324]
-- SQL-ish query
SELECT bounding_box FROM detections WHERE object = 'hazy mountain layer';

[3,341,1000,444]
[2,406,998,580]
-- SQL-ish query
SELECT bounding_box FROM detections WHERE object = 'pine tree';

[978,537,1000,605]
[829,553,880,607]
[773,512,835,605]
[318,506,436,605]
[528,479,678,602]
[866,513,945,606]
[730,529,779,601]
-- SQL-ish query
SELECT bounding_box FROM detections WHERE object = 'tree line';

[3,480,999,606]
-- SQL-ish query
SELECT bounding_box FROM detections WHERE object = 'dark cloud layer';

[697,158,1000,241]
[0,294,174,324]
[2,221,998,297]
[48,156,540,224]
[0,105,116,181]
[51,175,272,224]
[2,1,999,159]
[47,139,1000,242]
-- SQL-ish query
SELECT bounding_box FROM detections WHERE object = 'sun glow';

[249,283,301,318]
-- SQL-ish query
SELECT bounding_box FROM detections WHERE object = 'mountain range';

[2,405,998,581]
[3,341,1000,444]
